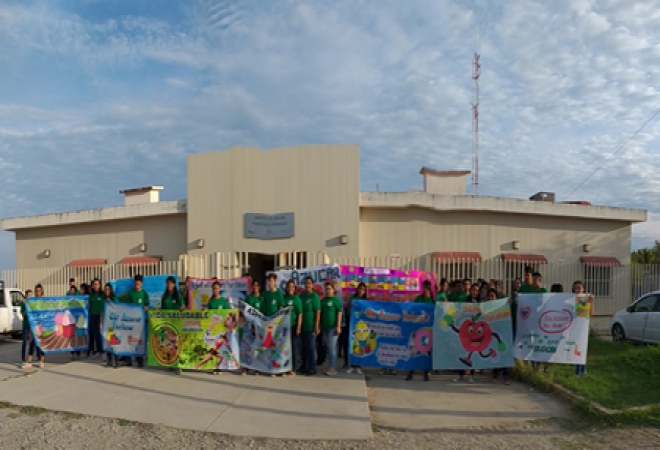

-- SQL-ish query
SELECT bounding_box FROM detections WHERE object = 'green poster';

[147,309,241,370]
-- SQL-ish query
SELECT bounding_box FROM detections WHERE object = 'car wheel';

[611,324,626,343]
[10,332,22,340]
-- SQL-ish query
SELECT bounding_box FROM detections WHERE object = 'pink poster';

[340,266,437,302]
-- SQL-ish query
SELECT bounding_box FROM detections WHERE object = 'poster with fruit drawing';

[349,300,434,371]
[26,296,89,353]
[102,301,146,357]
[433,299,514,370]
[514,293,591,364]
[239,301,292,374]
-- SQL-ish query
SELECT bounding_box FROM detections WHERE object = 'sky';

[0,0,659,270]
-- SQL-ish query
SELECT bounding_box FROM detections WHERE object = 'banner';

[348,300,434,371]
[147,309,241,370]
[433,299,514,370]
[341,266,437,302]
[25,296,89,353]
[102,301,146,357]
[111,274,178,310]
[187,277,251,310]
[240,302,292,374]
[272,264,342,299]
[515,293,592,364]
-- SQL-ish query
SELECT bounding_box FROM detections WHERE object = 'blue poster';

[25,296,89,353]
[433,299,514,370]
[349,300,434,371]
[110,274,178,309]
[102,301,147,357]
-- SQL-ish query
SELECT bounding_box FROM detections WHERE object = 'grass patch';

[118,418,137,427]
[20,406,47,416]
[59,411,85,420]
[0,401,14,409]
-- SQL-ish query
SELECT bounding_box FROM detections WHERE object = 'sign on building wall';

[244,213,294,239]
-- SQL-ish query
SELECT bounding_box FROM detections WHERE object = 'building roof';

[419,167,471,176]
[119,186,163,194]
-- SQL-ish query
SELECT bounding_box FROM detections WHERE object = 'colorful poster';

[272,264,342,299]
[147,309,241,370]
[25,296,89,353]
[239,302,292,374]
[102,301,146,357]
[433,299,514,370]
[187,277,251,310]
[111,274,178,310]
[515,293,592,364]
[348,300,434,371]
[341,266,437,302]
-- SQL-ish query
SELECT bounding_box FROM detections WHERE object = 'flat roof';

[119,186,163,194]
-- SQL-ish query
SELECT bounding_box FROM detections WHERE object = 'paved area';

[0,337,571,439]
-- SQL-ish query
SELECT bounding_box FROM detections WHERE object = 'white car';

[610,291,660,344]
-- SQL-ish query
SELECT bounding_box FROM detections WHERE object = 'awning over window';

[433,252,483,263]
[580,256,622,267]
[67,258,107,268]
[119,256,162,266]
[501,253,548,264]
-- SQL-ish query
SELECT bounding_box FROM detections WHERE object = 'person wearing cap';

[262,273,283,317]
[162,276,185,311]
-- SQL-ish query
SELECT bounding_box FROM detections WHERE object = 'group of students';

[19,267,591,379]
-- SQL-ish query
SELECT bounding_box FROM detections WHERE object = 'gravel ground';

[0,407,658,450]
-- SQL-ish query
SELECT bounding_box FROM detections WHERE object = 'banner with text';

[515,293,592,364]
[111,274,178,310]
[349,300,434,371]
[26,296,89,353]
[239,302,292,374]
[102,301,147,357]
[272,264,342,299]
[433,299,514,370]
[147,309,241,370]
[340,266,437,303]
[187,277,251,310]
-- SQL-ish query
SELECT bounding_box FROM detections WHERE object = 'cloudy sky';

[0,0,659,270]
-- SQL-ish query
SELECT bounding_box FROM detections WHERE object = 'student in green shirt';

[65,278,80,296]
[88,278,105,359]
[518,266,535,293]
[531,272,548,293]
[262,273,283,317]
[245,280,264,311]
[320,282,342,376]
[207,281,230,310]
[20,289,33,367]
[22,285,45,369]
[161,276,185,311]
[447,280,468,302]
[119,275,149,367]
[406,281,434,382]
[345,283,367,375]
[299,276,321,376]
[283,279,303,377]
[436,278,449,302]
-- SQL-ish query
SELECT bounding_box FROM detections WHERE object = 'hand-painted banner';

[341,266,437,302]
[187,277,251,310]
[515,293,592,364]
[239,302,292,374]
[102,301,147,357]
[111,275,178,310]
[272,264,342,299]
[25,296,89,353]
[349,300,434,371]
[433,299,514,370]
[147,309,241,370]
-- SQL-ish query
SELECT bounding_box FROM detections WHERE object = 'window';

[10,291,24,307]
[0,291,5,307]
[583,265,611,297]
[634,295,658,313]
[437,263,474,282]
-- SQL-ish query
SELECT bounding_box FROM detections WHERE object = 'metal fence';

[4,251,659,316]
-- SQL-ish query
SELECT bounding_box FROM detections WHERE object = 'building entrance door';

[247,253,276,285]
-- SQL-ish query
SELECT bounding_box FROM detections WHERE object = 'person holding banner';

[447,280,468,303]
[19,290,32,367]
[119,275,149,368]
[162,276,185,311]
[88,279,105,359]
[282,279,303,377]
[246,280,264,311]
[320,282,342,376]
[572,281,591,377]
[205,281,229,310]
[406,281,434,381]
[103,283,120,369]
[489,288,511,385]
[436,278,449,302]
[22,284,45,369]
[300,276,321,376]
[262,273,284,317]
[345,283,366,375]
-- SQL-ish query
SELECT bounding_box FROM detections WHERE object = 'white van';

[0,281,26,338]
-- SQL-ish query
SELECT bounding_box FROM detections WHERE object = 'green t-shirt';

[447,292,469,302]
[246,294,263,311]
[121,289,150,308]
[300,291,321,332]
[282,294,303,330]
[518,284,535,293]
[262,289,283,317]
[89,291,105,314]
[162,292,184,310]
[207,296,230,310]
[436,292,448,302]
[415,294,435,304]
[20,302,28,326]
[320,296,342,331]
[65,288,80,296]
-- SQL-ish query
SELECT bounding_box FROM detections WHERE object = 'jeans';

[316,333,326,366]
[291,331,302,372]
[492,367,509,377]
[21,323,30,362]
[323,329,339,369]
[301,331,317,374]
[26,326,42,360]
[339,326,349,365]
[89,314,102,354]
[575,365,586,376]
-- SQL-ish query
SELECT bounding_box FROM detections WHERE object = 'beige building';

[0,144,647,317]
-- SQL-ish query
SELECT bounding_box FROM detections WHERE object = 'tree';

[631,243,660,264]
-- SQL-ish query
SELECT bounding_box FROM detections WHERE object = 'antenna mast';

[471,11,481,196]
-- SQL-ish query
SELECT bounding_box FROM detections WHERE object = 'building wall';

[14,214,187,269]
[359,207,632,263]
[187,145,360,257]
